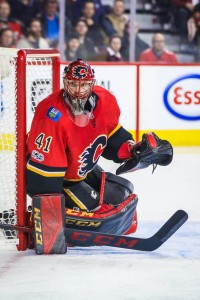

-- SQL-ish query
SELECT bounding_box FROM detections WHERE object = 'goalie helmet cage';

[0,48,60,250]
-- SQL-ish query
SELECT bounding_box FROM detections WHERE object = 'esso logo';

[163,74,200,121]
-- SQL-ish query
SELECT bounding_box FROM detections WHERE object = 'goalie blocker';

[32,194,67,254]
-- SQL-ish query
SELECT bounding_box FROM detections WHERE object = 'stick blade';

[65,210,188,252]
[143,209,189,251]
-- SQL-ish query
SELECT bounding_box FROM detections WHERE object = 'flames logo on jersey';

[78,135,107,177]
[72,66,87,79]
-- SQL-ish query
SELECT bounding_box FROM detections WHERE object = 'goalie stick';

[0,210,188,252]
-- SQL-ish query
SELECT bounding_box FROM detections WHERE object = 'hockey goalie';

[23,58,175,254]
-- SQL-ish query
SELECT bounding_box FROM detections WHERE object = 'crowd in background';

[0,0,200,63]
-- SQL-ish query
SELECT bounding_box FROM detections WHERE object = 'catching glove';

[116,132,173,175]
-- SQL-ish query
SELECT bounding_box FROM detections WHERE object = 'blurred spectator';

[0,27,15,47]
[139,33,178,63]
[187,16,196,41]
[171,0,195,42]
[37,0,59,47]
[78,0,104,46]
[0,1,23,43]
[104,34,123,61]
[101,0,129,45]
[64,34,83,61]
[187,3,200,60]
[121,20,150,61]
[187,3,200,41]
[16,18,50,49]
[66,0,111,25]
[73,19,97,60]
[0,17,8,31]
[38,0,73,47]
[8,0,41,27]
[153,1,172,29]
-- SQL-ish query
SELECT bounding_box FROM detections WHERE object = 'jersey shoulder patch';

[47,106,62,122]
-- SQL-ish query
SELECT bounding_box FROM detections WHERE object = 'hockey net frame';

[0,48,60,250]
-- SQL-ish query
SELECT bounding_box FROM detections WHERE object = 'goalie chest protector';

[32,194,67,254]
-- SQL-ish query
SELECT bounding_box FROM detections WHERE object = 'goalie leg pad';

[32,194,67,255]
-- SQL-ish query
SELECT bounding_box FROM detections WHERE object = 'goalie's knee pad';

[106,172,133,193]
[32,194,67,255]
[63,163,134,211]
[63,180,100,211]
[86,165,134,206]
[86,164,134,194]
[103,172,134,206]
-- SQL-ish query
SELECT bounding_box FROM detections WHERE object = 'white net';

[0,48,57,248]
[26,57,53,129]
[0,48,18,246]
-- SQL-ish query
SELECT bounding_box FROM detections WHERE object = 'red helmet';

[63,59,96,127]
[63,58,95,81]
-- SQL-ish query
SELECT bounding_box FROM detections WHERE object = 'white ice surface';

[0,147,199,300]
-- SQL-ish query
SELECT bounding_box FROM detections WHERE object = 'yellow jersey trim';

[64,176,87,182]
[108,124,121,138]
[27,164,65,177]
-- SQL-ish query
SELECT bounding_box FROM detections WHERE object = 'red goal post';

[0,48,60,250]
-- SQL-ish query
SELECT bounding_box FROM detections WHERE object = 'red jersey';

[8,21,22,42]
[171,0,192,7]
[139,48,178,63]
[27,86,121,181]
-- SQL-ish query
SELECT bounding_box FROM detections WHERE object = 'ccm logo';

[163,74,200,121]
[33,207,43,245]
[66,219,101,227]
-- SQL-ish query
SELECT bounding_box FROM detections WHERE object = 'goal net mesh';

[0,48,58,248]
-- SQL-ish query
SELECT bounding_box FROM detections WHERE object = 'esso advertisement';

[163,74,200,121]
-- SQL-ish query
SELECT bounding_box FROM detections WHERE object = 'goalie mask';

[63,58,96,127]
